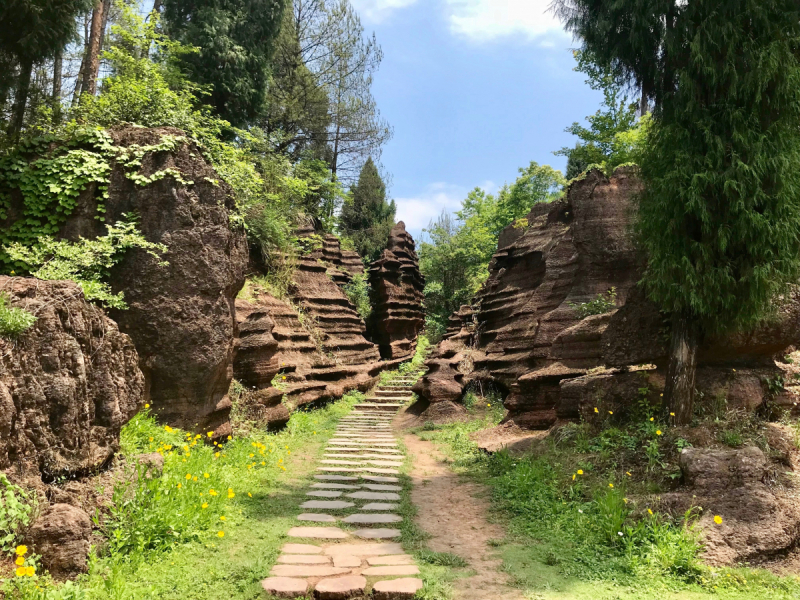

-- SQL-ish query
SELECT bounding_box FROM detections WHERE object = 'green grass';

[419,416,800,600]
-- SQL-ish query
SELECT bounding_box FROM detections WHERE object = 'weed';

[0,474,36,552]
[569,287,617,319]
[0,292,36,339]
[416,549,469,567]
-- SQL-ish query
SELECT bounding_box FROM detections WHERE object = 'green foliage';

[555,50,644,178]
[342,272,372,320]
[339,157,396,262]
[162,0,287,127]
[0,292,36,339]
[420,161,563,330]
[570,287,617,319]
[4,217,167,309]
[0,473,36,553]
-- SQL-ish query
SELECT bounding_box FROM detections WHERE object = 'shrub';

[570,287,617,319]
[342,272,372,321]
[0,474,36,553]
[0,293,36,339]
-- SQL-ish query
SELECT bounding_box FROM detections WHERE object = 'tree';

[289,0,392,184]
[0,0,92,137]
[339,157,395,261]
[80,0,112,98]
[555,50,640,179]
[554,0,800,423]
[162,0,287,127]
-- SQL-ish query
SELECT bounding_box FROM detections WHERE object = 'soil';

[400,429,525,600]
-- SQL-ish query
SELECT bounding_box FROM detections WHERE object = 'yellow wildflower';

[623,498,629,504]
[220,516,226,521]
[656,430,662,436]
[202,503,208,509]
[227,435,232,440]
[714,515,723,525]
[670,412,675,417]
[572,474,576,481]
[15,556,24,566]
[648,509,653,515]
[577,469,584,475]
[204,473,210,479]
[15,567,26,577]
[186,473,192,480]
[218,531,225,538]
[15,546,27,556]
[215,452,220,458]
[649,417,654,421]
[282,376,286,380]
[193,476,198,482]
[248,493,252,498]
[145,403,150,408]
[261,461,266,466]
[209,489,218,496]
[177,483,182,489]
[149,437,154,442]
[626,471,632,476]
[594,407,599,414]
[608,411,613,415]
[608,483,614,488]
[25,566,34,576]
[207,431,213,438]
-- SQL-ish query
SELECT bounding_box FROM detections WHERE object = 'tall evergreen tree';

[340,157,395,261]
[554,0,800,423]
[162,0,287,127]
[0,0,92,137]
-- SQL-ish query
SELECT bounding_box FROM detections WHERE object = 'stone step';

[353,403,403,411]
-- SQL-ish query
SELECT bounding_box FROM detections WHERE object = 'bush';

[0,474,36,553]
[570,287,617,319]
[0,293,36,339]
[342,272,372,321]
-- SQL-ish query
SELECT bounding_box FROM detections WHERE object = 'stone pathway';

[261,374,424,599]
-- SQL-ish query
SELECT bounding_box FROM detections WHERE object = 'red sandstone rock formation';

[0,277,143,482]
[45,127,248,439]
[414,166,800,426]
[367,222,425,360]
[234,231,402,429]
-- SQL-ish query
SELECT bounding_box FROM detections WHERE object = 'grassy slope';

[417,408,800,600]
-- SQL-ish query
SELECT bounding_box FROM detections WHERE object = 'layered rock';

[415,166,800,427]
[367,222,425,360]
[0,277,143,481]
[234,231,401,429]
[56,127,248,438]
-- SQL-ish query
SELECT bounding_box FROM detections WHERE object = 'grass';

[418,409,800,600]
[1,392,363,600]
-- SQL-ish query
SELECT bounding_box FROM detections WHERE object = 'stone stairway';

[261,373,423,599]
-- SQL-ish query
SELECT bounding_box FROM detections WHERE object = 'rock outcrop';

[234,230,402,429]
[27,504,93,578]
[0,277,143,481]
[57,127,248,439]
[414,166,800,426]
[367,222,425,360]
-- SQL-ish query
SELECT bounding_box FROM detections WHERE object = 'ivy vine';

[0,128,191,271]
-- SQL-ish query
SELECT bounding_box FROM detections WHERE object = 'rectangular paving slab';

[362,484,402,491]
[300,500,355,510]
[310,483,362,490]
[297,513,337,522]
[287,527,348,539]
[306,490,344,497]
[360,503,399,511]
[323,542,404,556]
[314,475,359,481]
[342,514,402,524]
[347,491,401,501]
[353,528,401,539]
[281,543,323,554]
[366,554,414,566]
[277,554,331,564]
[362,476,399,483]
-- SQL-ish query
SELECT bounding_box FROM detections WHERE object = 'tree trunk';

[152,0,163,14]
[665,313,700,425]
[52,50,63,123]
[7,57,33,139]
[82,0,107,97]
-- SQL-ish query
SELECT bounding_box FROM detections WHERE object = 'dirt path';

[402,432,526,600]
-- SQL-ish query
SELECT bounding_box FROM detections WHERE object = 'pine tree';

[162,0,287,127]
[340,157,396,262]
[554,0,800,423]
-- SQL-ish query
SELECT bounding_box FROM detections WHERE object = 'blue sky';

[349,0,604,240]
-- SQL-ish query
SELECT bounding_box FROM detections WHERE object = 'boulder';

[368,222,425,360]
[27,504,92,578]
[53,127,248,439]
[0,277,143,481]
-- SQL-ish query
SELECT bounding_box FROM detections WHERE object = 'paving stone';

[342,513,402,524]
[260,576,308,598]
[270,565,350,577]
[318,467,364,473]
[332,555,362,568]
[366,554,414,566]
[346,491,400,501]
[323,542,404,556]
[287,527,348,539]
[314,575,367,599]
[365,460,403,467]
[353,454,404,461]
[321,460,367,466]
[311,483,362,490]
[362,468,400,475]
[297,513,337,522]
[315,475,359,481]
[362,484,402,491]
[325,454,370,459]
[300,500,355,510]
[353,528,401,539]
[362,475,399,483]
[371,578,424,600]
[277,554,331,564]
[361,565,420,576]
[281,543,323,554]
[307,490,343,498]
[360,503,399,511]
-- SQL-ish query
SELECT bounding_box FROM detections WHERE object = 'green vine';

[0,128,191,271]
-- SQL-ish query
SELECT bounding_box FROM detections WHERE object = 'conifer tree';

[162,0,286,127]
[554,0,800,423]
[340,157,396,261]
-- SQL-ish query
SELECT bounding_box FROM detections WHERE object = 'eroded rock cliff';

[367,222,425,360]
[0,277,143,482]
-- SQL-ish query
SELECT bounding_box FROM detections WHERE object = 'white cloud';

[394,182,466,234]
[350,0,419,22]
[445,0,565,42]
